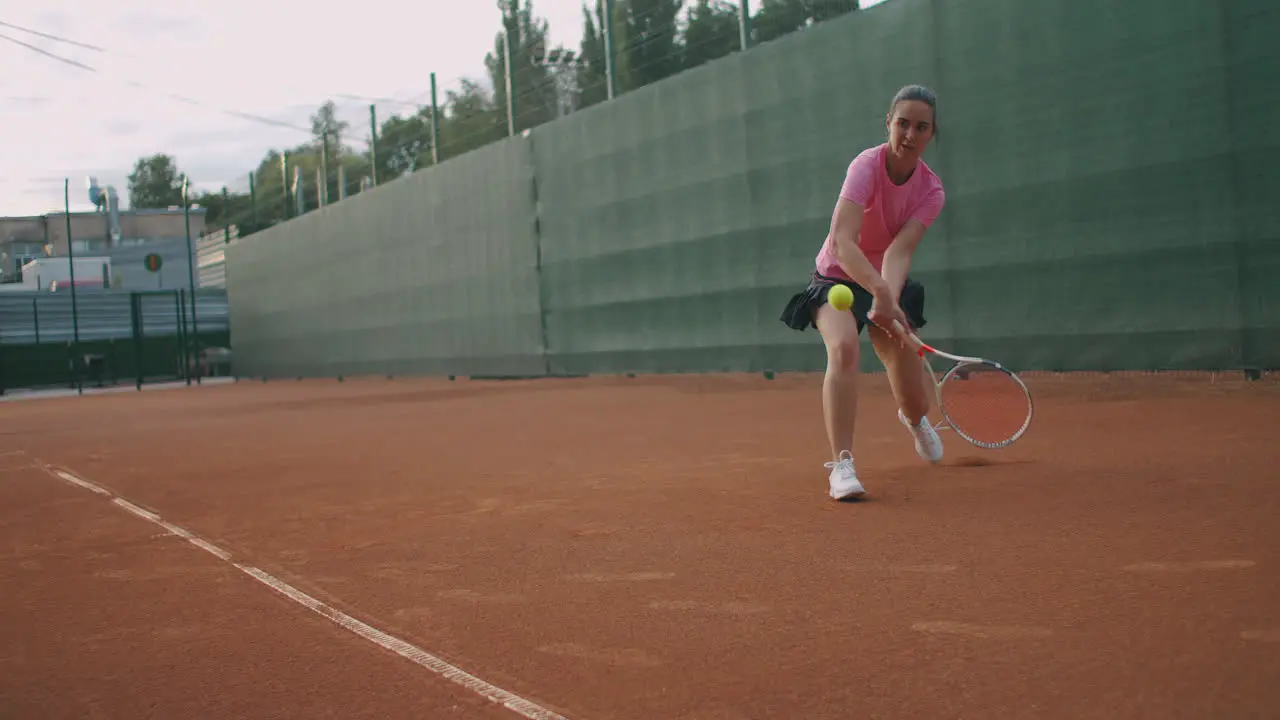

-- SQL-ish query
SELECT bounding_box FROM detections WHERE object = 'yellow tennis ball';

[828,284,853,311]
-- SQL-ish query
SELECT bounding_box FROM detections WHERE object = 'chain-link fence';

[0,289,230,395]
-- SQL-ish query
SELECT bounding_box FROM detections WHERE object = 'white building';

[0,256,114,293]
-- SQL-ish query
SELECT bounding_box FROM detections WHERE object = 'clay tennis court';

[2,371,1278,719]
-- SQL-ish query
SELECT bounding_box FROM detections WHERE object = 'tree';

[752,0,858,45]
[483,0,558,134]
[682,0,741,69]
[310,100,350,150]
[577,0,687,99]
[576,2,610,110]
[376,111,435,179]
[437,79,505,158]
[192,189,227,227]
[615,0,685,91]
[127,153,185,209]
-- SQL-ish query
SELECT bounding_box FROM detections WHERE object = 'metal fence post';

[369,104,379,187]
[175,289,189,384]
[182,176,201,386]
[63,178,82,395]
[504,28,517,136]
[602,0,618,99]
[430,72,441,165]
[131,293,144,391]
[223,186,231,244]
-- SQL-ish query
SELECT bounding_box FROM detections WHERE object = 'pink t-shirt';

[815,143,945,279]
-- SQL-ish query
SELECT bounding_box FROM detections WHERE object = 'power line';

[334,93,427,109]
[2,18,431,119]
[0,32,95,71]
[0,31,313,134]
[0,18,113,54]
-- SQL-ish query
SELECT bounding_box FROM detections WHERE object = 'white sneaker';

[825,450,866,500]
[899,409,944,464]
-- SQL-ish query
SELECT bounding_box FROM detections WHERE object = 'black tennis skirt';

[779,271,927,335]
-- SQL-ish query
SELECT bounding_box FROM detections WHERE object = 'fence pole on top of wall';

[602,0,617,99]
[504,28,516,136]
[63,178,83,395]
[280,152,290,219]
[738,0,752,50]
[320,129,330,207]
[430,72,440,165]
[369,105,379,187]
[222,187,231,244]
[249,171,258,230]
[181,175,201,386]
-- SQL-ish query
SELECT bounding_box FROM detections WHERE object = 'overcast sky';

[0,0,590,216]
[3,0,892,217]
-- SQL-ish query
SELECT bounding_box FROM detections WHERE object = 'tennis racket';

[890,321,1034,449]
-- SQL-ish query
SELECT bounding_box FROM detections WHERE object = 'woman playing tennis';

[780,84,946,500]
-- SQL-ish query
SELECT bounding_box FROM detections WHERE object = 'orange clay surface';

[1,372,1278,719]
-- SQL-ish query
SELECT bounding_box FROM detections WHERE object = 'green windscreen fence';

[226,137,545,379]
[533,55,756,375]
[1225,1,1280,370]
[936,0,1276,370]
[227,0,1278,378]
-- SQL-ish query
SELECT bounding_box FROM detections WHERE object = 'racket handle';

[891,320,926,356]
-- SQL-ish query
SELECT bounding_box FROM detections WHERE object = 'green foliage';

[310,100,350,149]
[616,0,685,91]
[752,0,859,44]
[484,0,559,133]
[683,0,742,69]
[438,79,506,157]
[377,112,434,178]
[126,153,184,210]
[576,3,610,110]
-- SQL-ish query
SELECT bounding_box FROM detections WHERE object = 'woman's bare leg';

[867,324,943,464]
[815,303,868,498]
[815,303,864,458]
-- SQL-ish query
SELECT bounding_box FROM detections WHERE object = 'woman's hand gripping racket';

[890,320,1034,449]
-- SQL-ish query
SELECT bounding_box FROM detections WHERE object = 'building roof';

[2,207,208,222]
[41,208,208,218]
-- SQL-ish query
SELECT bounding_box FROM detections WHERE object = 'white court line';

[113,498,162,522]
[189,537,233,561]
[52,468,111,496]
[238,566,569,720]
[32,462,571,720]
[157,520,194,539]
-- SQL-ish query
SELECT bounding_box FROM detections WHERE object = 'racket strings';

[938,365,1032,447]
